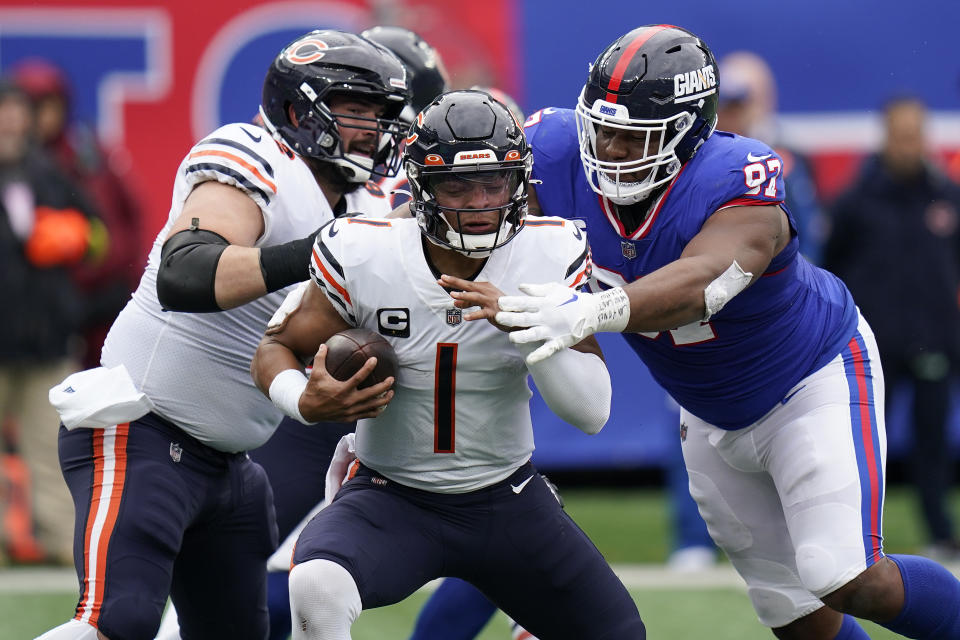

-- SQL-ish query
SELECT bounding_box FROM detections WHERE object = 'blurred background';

[3,0,959,474]
[2,1,960,636]
[1,0,960,555]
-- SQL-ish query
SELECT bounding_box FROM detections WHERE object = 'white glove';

[496,283,631,364]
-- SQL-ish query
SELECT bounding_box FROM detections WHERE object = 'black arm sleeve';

[156,228,230,312]
[259,227,321,293]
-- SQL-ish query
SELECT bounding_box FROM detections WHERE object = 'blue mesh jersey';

[525,107,857,429]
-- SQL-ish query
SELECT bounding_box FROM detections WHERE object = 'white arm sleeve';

[517,341,611,435]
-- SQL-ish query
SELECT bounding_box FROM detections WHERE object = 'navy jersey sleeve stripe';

[565,245,589,278]
[184,163,272,205]
[318,235,345,279]
[314,279,357,325]
[198,137,275,178]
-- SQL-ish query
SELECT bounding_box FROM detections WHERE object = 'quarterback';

[251,90,646,640]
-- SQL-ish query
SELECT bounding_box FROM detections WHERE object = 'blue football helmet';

[576,25,718,205]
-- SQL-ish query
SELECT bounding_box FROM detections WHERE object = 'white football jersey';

[102,123,392,452]
[309,216,591,492]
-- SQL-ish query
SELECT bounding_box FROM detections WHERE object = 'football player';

[405,87,541,640]
[361,25,449,123]
[361,25,450,211]
[495,25,960,640]
[251,90,646,640]
[39,30,407,640]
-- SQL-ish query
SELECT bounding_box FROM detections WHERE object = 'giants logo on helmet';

[590,101,629,120]
[673,65,717,103]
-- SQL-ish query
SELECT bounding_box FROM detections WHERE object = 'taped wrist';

[157,228,229,312]
[269,369,311,425]
[594,287,631,333]
[260,229,320,293]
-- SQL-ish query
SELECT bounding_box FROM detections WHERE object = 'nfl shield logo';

[621,241,637,260]
[169,442,183,463]
[679,423,688,443]
[446,307,462,326]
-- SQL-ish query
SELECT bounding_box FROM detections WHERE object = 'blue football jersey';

[525,107,857,429]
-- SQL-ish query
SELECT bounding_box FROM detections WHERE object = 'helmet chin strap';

[597,157,681,205]
[598,172,657,205]
[420,229,493,258]
[333,153,374,183]
[444,228,497,258]
[431,213,503,258]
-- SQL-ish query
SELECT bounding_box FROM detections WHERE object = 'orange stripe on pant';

[75,423,129,627]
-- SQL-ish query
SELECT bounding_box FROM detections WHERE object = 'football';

[323,327,399,389]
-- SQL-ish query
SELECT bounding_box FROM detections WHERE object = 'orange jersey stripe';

[570,266,590,288]
[189,149,278,194]
[523,219,564,227]
[311,248,352,305]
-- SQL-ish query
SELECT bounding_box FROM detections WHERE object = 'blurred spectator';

[717,51,826,265]
[12,58,144,369]
[824,96,960,562]
[0,80,97,565]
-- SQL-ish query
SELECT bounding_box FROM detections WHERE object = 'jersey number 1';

[434,343,458,453]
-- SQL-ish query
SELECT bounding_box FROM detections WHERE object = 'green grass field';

[4,486,955,639]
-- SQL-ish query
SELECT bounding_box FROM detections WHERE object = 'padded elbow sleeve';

[156,229,229,312]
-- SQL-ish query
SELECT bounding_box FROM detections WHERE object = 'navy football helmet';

[360,26,449,123]
[405,90,532,257]
[260,30,411,182]
[576,25,718,204]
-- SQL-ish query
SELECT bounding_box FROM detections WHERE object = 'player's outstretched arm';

[157,181,319,311]
[497,204,789,363]
[443,274,610,434]
[251,282,394,424]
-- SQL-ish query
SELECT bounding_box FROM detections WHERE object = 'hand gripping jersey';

[101,123,393,452]
[309,216,591,492]
[525,108,857,429]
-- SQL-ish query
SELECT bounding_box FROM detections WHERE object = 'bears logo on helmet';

[285,38,328,65]
[260,29,412,183]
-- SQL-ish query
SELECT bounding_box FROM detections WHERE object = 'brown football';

[323,327,399,389]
